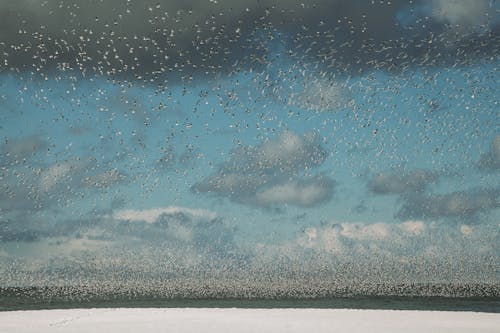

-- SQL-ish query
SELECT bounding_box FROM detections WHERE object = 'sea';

[1,287,498,313]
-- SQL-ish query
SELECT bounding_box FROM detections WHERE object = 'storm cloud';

[0,0,498,81]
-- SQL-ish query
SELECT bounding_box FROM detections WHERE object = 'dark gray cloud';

[367,167,499,222]
[192,131,334,208]
[479,135,500,171]
[0,0,498,80]
[396,186,500,221]
[368,169,438,195]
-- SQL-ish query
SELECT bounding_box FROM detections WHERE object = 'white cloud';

[255,178,333,208]
[112,206,217,223]
[260,131,305,162]
[253,131,327,171]
[340,222,390,240]
[295,220,432,255]
[304,227,317,242]
[289,77,350,112]
[39,158,89,192]
[399,220,426,235]
[297,226,344,254]
[84,169,126,188]
[40,162,75,192]
[460,224,473,236]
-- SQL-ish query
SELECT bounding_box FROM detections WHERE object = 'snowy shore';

[1,308,499,332]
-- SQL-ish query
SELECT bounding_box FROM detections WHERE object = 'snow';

[0,308,498,333]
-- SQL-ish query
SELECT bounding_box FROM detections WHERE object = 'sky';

[0,0,499,291]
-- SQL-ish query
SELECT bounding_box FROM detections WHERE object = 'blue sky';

[0,0,499,288]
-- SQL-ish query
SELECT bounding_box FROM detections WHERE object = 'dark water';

[1,288,498,313]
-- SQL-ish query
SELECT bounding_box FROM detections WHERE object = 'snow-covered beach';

[1,308,499,333]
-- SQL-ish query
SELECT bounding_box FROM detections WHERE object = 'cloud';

[339,222,391,241]
[112,206,217,223]
[0,227,38,243]
[0,0,498,80]
[288,77,351,112]
[367,167,499,222]
[0,167,47,213]
[95,206,236,259]
[396,186,500,220]
[368,169,437,195]
[460,224,474,236]
[288,220,435,259]
[428,0,496,31]
[192,131,334,208]
[39,158,89,192]
[2,201,498,287]
[1,153,127,213]
[0,136,47,166]
[255,177,335,208]
[399,1,500,42]
[0,142,130,248]
[478,135,500,171]
[261,219,433,265]
[247,130,327,172]
[399,220,426,235]
[83,169,127,188]
[0,213,104,244]
[278,219,499,284]
[1,203,232,267]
